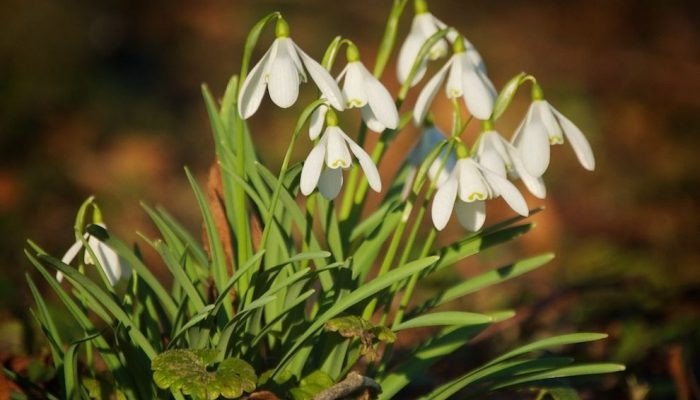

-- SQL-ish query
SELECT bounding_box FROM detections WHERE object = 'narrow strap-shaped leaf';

[184,167,230,306]
[272,255,439,377]
[393,311,493,331]
[410,253,554,317]
[40,253,159,359]
[26,274,64,365]
[86,224,178,320]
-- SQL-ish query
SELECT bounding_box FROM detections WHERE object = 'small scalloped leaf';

[290,370,335,400]
[152,349,256,400]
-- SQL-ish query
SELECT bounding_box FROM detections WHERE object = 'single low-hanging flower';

[512,83,596,177]
[56,223,130,286]
[431,144,529,231]
[401,126,456,200]
[238,18,344,119]
[397,0,487,87]
[413,36,497,123]
[301,109,381,200]
[310,43,399,138]
[474,123,546,199]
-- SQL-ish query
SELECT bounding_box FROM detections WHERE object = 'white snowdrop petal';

[400,166,418,201]
[61,239,83,265]
[415,13,447,60]
[295,43,345,110]
[325,127,352,169]
[445,54,464,98]
[238,40,278,119]
[537,101,563,144]
[57,239,84,282]
[461,64,495,120]
[340,130,382,192]
[308,104,327,140]
[431,173,458,230]
[479,149,506,177]
[455,200,486,231]
[413,59,451,125]
[267,47,300,108]
[361,105,387,133]
[342,63,368,108]
[283,38,306,82]
[480,168,529,216]
[506,141,548,199]
[458,159,489,202]
[318,167,344,200]
[300,138,327,195]
[92,241,119,286]
[362,67,399,130]
[517,105,551,177]
[552,107,596,171]
[397,32,425,86]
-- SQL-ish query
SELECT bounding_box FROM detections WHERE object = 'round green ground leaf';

[152,349,256,399]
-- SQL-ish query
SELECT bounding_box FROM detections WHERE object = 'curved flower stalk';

[301,110,381,200]
[56,223,130,286]
[512,83,596,177]
[413,36,497,124]
[475,127,546,199]
[238,18,344,119]
[431,146,529,231]
[310,43,399,138]
[401,126,456,199]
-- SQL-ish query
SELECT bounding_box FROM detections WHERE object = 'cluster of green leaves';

[23,1,623,399]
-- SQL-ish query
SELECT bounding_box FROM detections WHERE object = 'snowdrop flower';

[56,223,130,286]
[431,146,529,231]
[401,126,456,200]
[397,0,488,87]
[414,36,497,124]
[309,44,399,138]
[396,0,449,86]
[511,83,595,177]
[474,126,546,199]
[238,18,344,119]
[301,110,381,200]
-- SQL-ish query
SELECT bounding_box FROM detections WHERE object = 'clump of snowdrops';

[24,0,623,399]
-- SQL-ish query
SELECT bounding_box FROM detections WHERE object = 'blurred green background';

[1,0,698,398]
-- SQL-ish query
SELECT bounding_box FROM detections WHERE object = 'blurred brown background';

[1,0,699,398]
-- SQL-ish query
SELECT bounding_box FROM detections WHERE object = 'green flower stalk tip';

[452,35,466,54]
[346,42,360,63]
[91,204,103,224]
[325,108,339,127]
[531,81,544,100]
[275,17,290,38]
[482,119,494,132]
[414,0,429,14]
[456,141,470,158]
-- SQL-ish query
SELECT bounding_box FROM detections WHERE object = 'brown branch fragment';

[313,371,381,400]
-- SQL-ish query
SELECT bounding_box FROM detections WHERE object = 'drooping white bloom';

[475,130,546,199]
[56,223,131,286]
[300,124,381,200]
[396,3,488,87]
[401,126,456,199]
[238,21,344,119]
[512,99,596,177]
[431,158,529,231]
[397,12,449,86]
[309,58,399,138]
[413,38,497,123]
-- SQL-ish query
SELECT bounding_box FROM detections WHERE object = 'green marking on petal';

[467,192,486,201]
[549,136,564,145]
